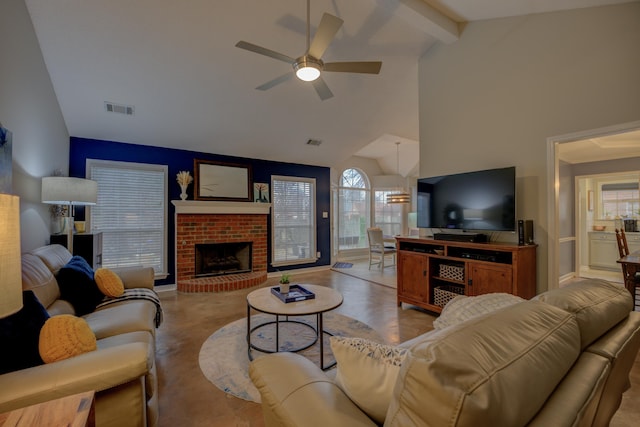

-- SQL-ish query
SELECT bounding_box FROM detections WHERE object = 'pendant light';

[387,142,411,204]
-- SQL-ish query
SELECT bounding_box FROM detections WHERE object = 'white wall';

[418,3,640,292]
[0,0,70,251]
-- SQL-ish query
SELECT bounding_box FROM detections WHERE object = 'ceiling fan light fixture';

[294,57,322,82]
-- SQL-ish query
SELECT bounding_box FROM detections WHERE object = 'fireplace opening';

[195,242,252,277]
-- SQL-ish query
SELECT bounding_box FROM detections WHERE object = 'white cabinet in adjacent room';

[626,232,640,254]
[589,232,619,271]
[589,231,640,271]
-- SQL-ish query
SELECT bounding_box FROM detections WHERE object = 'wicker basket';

[433,285,465,307]
[439,264,464,282]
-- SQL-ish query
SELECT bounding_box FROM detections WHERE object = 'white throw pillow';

[330,336,407,424]
[433,293,525,330]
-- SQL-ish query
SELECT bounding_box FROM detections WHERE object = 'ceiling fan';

[235,0,382,101]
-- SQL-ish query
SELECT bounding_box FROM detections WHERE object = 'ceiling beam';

[380,0,460,44]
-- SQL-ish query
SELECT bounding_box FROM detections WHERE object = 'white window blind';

[374,190,403,236]
[272,176,316,266]
[601,182,639,218]
[87,159,168,277]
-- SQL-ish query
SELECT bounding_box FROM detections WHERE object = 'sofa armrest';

[0,342,150,412]
[112,266,155,290]
[249,353,377,427]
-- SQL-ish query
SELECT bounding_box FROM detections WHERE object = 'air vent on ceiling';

[104,101,135,116]
[306,139,322,146]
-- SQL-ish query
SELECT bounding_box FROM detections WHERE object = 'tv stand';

[396,237,537,314]
[434,232,487,243]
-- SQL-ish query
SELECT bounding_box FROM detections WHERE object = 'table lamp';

[41,177,97,253]
[0,194,23,317]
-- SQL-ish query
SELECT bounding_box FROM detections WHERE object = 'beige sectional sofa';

[249,279,640,426]
[0,244,160,427]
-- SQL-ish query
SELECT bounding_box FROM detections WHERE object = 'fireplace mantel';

[172,200,271,215]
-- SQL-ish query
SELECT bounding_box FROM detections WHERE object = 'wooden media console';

[396,237,537,314]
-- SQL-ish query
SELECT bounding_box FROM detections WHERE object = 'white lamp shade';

[41,177,98,205]
[0,194,23,317]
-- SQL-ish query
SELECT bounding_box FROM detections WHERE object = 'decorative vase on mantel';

[176,171,193,201]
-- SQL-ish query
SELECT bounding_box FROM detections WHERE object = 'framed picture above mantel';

[194,159,253,201]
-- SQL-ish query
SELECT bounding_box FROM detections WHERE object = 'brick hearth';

[172,201,270,293]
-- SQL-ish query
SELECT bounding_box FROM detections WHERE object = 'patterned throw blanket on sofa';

[96,288,163,327]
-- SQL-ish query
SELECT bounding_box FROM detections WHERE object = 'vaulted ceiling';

[24,0,632,175]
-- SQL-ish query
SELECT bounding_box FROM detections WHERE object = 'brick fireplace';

[172,201,270,292]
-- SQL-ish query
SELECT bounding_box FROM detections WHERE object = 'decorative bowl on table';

[592,225,606,231]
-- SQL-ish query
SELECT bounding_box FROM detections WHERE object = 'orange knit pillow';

[94,268,125,297]
[39,315,97,363]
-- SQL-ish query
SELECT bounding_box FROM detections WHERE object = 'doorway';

[547,120,640,289]
[575,172,640,283]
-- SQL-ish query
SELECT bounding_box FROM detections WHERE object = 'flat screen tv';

[417,166,516,231]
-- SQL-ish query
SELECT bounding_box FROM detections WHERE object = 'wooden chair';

[615,228,640,309]
[366,228,396,270]
[615,228,631,257]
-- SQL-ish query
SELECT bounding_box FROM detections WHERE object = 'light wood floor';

[155,269,640,426]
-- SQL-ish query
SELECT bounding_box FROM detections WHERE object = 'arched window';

[337,168,370,250]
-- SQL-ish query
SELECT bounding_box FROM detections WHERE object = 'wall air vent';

[104,102,135,116]
[306,139,322,146]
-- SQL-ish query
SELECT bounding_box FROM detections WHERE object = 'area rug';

[199,312,383,403]
[332,262,353,268]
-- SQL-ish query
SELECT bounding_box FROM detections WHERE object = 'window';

[374,190,403,236]
[272,176,316,266]
[601,182,639,219]
[87,159,168,277]
[338,168,370,250]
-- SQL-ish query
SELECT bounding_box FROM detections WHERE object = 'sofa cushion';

[39,314,97,363]
[385,300,581,427]
[95,268,125,297]
[86,300,157,339]
[534,278,632,349]
[98,331,157,400]
[433,293,524,329]
[31,244,73,274]
[330,337,408,424]
[249,352,378,427]
[20,253,61,309]
[57,256,104,316]
[0,291,50,374]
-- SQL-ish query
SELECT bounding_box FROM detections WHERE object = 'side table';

[0,391,95,427]
[50,232,103,269]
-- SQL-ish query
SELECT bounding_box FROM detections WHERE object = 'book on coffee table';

[271,284,316,303]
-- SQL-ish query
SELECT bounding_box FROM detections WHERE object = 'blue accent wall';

[69,137,331,285]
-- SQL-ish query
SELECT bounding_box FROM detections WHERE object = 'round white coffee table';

[246,284,343,370]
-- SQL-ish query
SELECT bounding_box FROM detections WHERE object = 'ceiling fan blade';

[308,13,343,59]
[235,41,294,64]
[312,77,333,101]
[256,73,293,91]
[323,61,382,74]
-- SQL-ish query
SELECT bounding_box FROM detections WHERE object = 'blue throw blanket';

[96,288,163,328]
